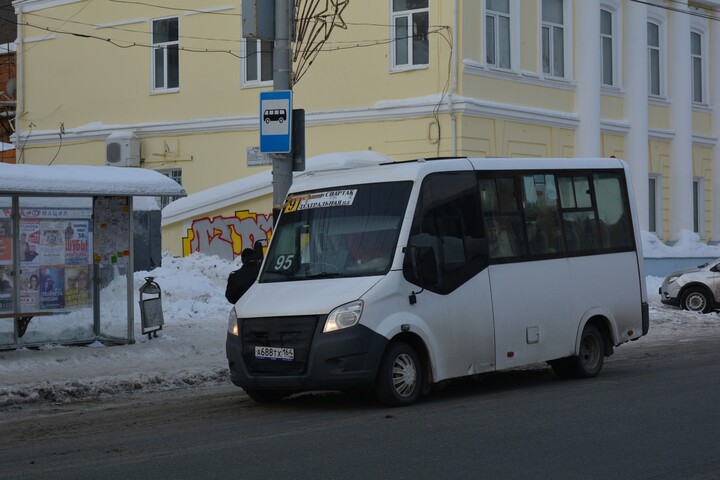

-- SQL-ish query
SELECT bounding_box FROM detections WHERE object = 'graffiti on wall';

[182,210,273,261]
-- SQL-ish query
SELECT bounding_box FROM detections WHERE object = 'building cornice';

[16,95,583,145]
[17,95,712,147]
[458,97,579,129]
[14,0,83,13]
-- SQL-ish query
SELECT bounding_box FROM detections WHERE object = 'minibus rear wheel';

[550,323,605,379]
[375,342,422,407]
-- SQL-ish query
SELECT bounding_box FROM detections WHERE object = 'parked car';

[659,259,720,313]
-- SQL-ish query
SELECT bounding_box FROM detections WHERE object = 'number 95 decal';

[274,255,294,270]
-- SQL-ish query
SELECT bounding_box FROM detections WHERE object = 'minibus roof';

[288,156,628,194]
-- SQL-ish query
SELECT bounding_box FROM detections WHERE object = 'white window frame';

[483,0,519,71]
[157,168,183,209]
[390,0,430,71]
[539,0,572,80]
[649,174,663,234]
[690,28,708,105]
[693,176,705,237]
[647,19,666,98]
[151,16,179,93]
[241,38,274,87]
[600,3,621,88]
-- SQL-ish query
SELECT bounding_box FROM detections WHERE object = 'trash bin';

[139,276,164,339]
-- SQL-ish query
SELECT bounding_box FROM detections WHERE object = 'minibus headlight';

[227,308,239,336]
[324,300,363,333]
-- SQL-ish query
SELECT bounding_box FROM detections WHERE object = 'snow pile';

[642,229,720,258]
[0,253,238,407]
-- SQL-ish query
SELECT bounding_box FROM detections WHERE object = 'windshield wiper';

[304,272,343,280]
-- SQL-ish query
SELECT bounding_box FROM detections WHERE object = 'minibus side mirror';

[404,245,438,285]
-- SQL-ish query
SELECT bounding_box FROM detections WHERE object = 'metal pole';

[272,0,293,222]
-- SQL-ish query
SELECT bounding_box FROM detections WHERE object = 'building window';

[243,39,274,85]
[693,177,704,235]
[649,175,662,234]
[152,17,179,92]
[157,168,183,209]
[391,0,429,69]
[541,0,565,77]
[691,31,704,103]
[600,8,614,86]
[647,21,661,96]
[485,0,511,69]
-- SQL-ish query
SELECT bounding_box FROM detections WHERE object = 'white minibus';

[226,157,649,406]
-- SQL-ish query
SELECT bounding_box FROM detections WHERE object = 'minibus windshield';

[260,181,412,282]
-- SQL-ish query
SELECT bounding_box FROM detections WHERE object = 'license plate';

[255,346,294,361]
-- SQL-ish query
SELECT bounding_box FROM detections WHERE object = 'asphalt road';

[1,333,719,480]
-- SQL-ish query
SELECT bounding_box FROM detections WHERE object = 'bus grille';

[240,315,320,374]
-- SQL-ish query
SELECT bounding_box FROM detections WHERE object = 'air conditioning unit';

[106,131,140,167]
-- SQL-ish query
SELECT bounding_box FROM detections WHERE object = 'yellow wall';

[693,145,712,240]
[648,104,671,132]
[458,116,574,158]
[601,134,624,159]
[692,111,712,137]
[649,140,671,239]
[600,95,624,122]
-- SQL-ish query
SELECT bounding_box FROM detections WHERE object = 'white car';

[659,259,720,313]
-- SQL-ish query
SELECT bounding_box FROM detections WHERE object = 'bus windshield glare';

[260,182,413,282]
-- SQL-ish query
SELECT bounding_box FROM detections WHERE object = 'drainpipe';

[15,4,23,164]
[447,0,458,157]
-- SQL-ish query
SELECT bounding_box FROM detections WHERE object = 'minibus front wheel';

[375,342,422,407]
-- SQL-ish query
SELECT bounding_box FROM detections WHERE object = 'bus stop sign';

[260,91,292,153]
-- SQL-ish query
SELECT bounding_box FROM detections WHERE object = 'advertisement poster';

[40,221,65,266]
[65,265,91,308]
[64,220,90,266]
[39,266,65,310]
[20,220,40,264]
[20,268,40,311]
[94,197,129,265]
[0,218,11,265]
[0,265,13,312]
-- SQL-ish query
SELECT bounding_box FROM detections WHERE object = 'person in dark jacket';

[225,246,262,304]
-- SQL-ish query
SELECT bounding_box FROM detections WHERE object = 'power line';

[107,0,240,16]
[24,11,242,45]
[2,14,453,63]
[628,0,720,22]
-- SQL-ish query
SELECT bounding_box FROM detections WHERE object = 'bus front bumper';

[226,323,388,392]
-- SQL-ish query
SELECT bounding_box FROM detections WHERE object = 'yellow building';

[11,0,720,259]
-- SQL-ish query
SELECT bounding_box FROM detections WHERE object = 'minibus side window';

[593,172,635,250]
[521,174,564,256]
[479,176,527,261]
[404,172,487,294]
[557,175,602,253]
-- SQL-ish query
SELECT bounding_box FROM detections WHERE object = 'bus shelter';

[0,164,186,349]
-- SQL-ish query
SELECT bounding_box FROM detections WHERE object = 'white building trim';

[668,0,694,241]
[95,18,148,30]
[13,0,82,13]
[574,0,601,156]
[712,4,720,241]
[184,6,236,16]
[14,94,585,146]
[625,0,649,229]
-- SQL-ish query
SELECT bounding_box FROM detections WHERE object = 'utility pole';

[271,0,294,222]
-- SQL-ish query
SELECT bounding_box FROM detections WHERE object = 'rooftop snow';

[0,164,187,197]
